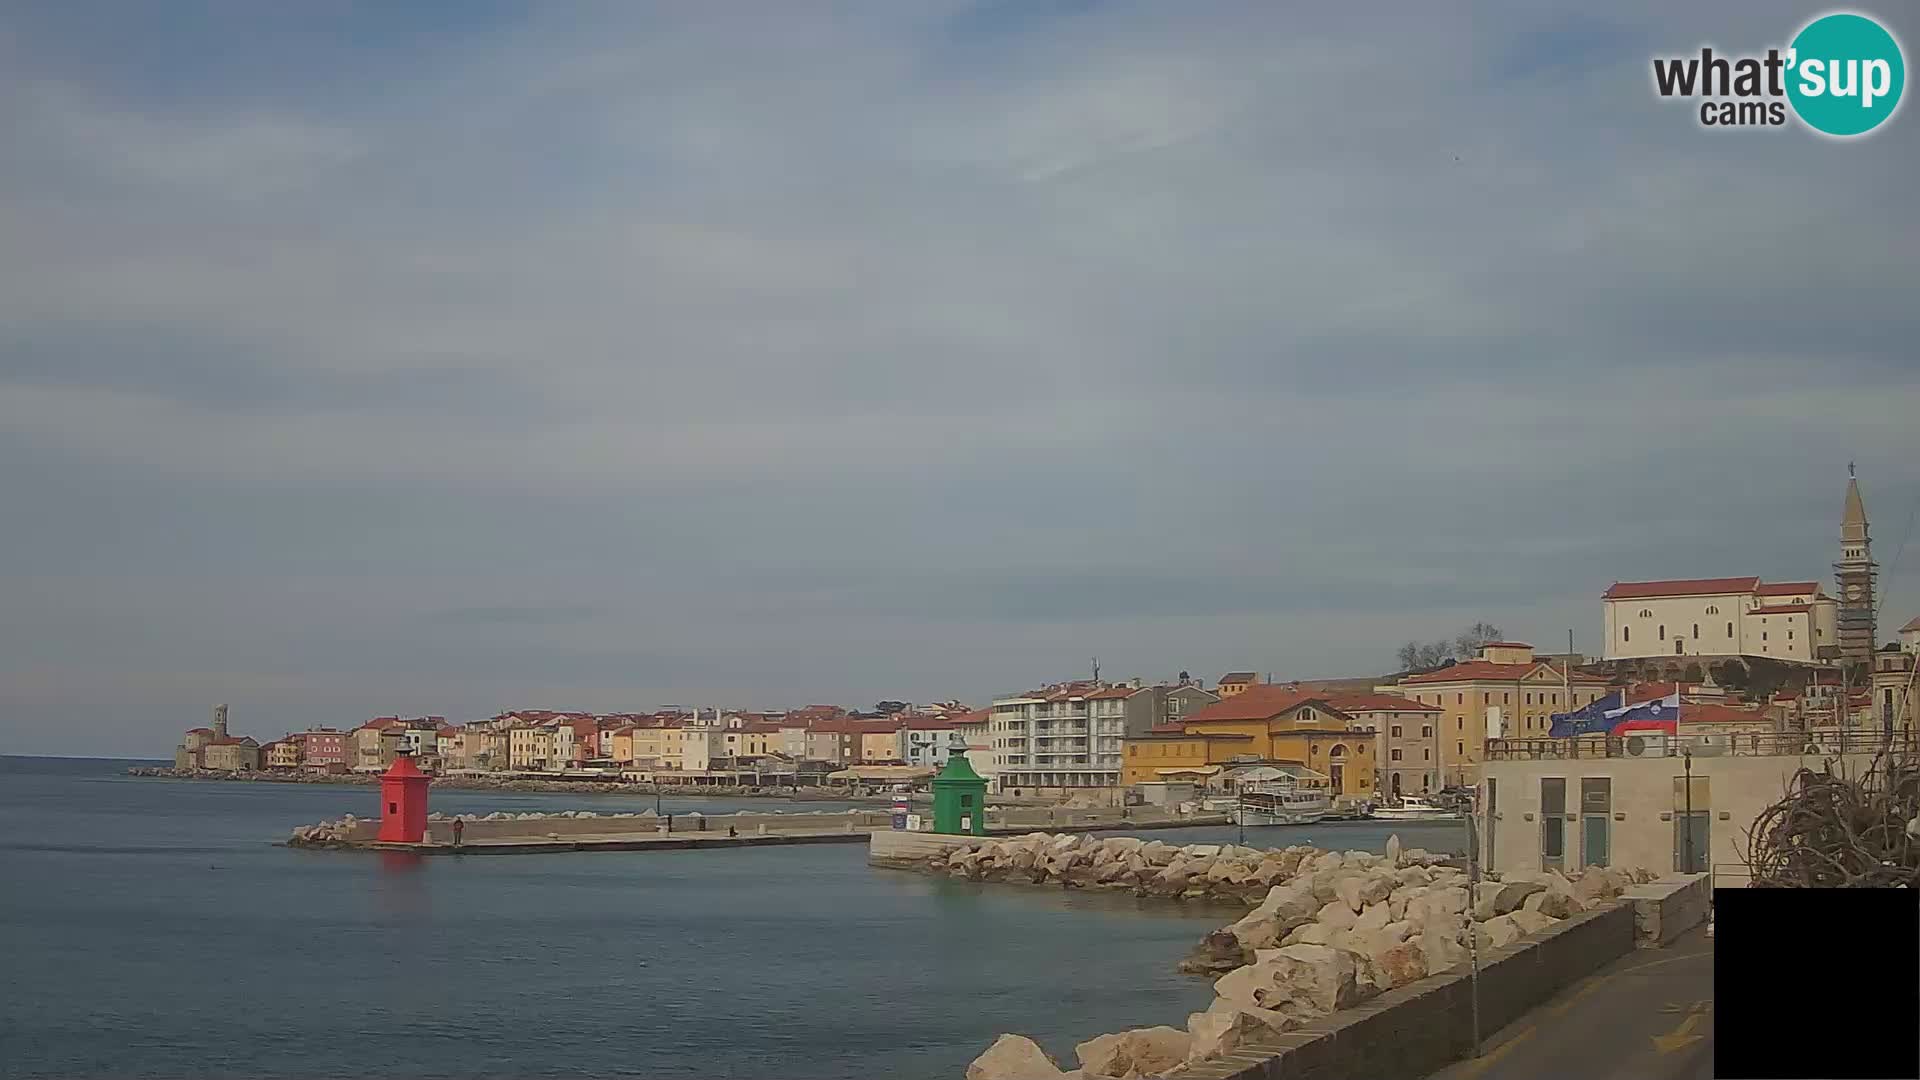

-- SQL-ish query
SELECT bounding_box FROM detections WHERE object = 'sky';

[2,1,1917,756]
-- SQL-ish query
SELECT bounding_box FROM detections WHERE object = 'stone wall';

[1620,874,1711,948]
[1171,904,1637,1080]
[869,830,980,868]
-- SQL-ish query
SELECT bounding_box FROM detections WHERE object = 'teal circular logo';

[1787,13,1905,136]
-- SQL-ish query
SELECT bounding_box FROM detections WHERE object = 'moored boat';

[1369,796,1461,821]
[1228,780,1330,826]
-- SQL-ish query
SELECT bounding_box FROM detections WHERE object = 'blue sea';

[0,756,1465,1079]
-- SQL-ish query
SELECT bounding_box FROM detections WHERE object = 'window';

[1503,693,1510,705]
[1727,622,1734,637]
[1390,749,1402,761]
[1623,626,1630,642]
[1788,630,1794,640]
[1692,623,1699,637]
[1762,631,1768,641]
[1421,725,1433,737]
[1640,608,1652,617]
[1423,748,1431,760]
[1525,693,1532,705]
[1390,725,1402,737]
[1658,624,1666,640]
[1456,694,1464,705]
[1706,605,1719,615]
[1455,741,1464,756]
[1457,718,1463,731]
[1541,777,1567,870]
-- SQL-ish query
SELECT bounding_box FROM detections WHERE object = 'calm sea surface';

[0,756,1464,1079]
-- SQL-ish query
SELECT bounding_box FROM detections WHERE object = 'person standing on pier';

[451,817,464,850]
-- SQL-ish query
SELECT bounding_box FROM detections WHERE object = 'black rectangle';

[1715,888,1919,1079]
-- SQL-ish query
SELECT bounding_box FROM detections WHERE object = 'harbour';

[3,756,1463,1080]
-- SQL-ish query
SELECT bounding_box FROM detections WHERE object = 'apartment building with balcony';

[989,681,1132,792]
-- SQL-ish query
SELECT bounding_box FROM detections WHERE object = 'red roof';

[360,717,407,731]
[1086,686,1138,700]
[1402,660,1609,686]
[952,708,989,726]
[1324,693,1440,714]
[1755,582,1819,596]
[185,727,212,735]
[901,716,959,730]
[1184,685,1332,723]
[1604,577,1759,600]
[741,721,785,733]
[1218,672,1259,683]
[1903,616,1920,633]
[1480,641,1533,649]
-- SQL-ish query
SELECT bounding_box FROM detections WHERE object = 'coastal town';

[159,475,1918,864]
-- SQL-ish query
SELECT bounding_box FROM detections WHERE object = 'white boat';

[1199,796,1239,813]
[1228,781,1330,826]
[1370,797,1461,821]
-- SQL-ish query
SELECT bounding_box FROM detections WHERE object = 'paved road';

[1428,927,1714,1080]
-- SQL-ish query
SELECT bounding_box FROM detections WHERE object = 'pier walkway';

[1425,926,1714,1080]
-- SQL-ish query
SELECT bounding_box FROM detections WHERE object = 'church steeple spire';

[1835,467,1876,665]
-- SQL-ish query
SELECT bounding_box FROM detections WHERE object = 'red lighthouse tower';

[376,753,431,843]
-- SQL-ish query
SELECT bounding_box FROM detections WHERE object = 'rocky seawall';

[915,833,1656,1079]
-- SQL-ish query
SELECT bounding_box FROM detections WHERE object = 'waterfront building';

[1385,642,1611,786]
[898,716,970,768]
[201,735,260,771]
[1215,672,1259,698]
[857,720,904,763]
[1120,685,1374,796]
[351,717,407,772]
[1323,693,1443,797]
[1901,617,1920,654]
[263,738,302,770]
[507,724,555,771]
[1479,728,1916,880]
[989,681,1132,793]
[297,729,349,771]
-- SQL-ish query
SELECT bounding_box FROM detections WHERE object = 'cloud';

[0,1,1916,755]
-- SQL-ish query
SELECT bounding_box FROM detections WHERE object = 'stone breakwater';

[126,766,875,800]
[922,833,1657,1080]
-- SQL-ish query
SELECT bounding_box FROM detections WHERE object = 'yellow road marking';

[1549,977,1607,1016]
[1652,1012,1708,1054]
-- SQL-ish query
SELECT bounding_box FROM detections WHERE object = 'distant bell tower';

[1835,465,1877,665]
[213,703,230,739]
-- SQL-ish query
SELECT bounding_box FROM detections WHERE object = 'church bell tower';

[1835,465,1877,666]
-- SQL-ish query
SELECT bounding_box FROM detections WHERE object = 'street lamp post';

[1682,748,1695,874]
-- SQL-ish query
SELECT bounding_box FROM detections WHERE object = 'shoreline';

[125,766,895,801]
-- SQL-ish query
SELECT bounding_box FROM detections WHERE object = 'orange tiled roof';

[1604,577,1760,600]
[1755,582,1820,596]
[1402,660,1609,686]
[1183,685,1331,723]
[1324,693,1440,714]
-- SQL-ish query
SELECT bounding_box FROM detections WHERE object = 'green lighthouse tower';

[930,751,988,835]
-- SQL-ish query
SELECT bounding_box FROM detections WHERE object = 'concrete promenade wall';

[1621,874,1711,948]
[1172,903,1638,1080]
[868,830,978,868]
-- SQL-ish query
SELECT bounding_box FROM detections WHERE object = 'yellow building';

[1122,685,1374,796]
[859,724,902,763]
[630,725,685,769]
[508,725,556,770]
[265,738,302,770]
[1386,642,1611,786]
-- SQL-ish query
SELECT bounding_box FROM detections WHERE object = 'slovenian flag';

[1607,690,1682,725]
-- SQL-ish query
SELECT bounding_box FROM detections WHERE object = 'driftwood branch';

[1745,755,1920,888]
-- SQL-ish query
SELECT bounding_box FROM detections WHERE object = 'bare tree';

[1453,621,1504,660]
[1397,640,1455,672]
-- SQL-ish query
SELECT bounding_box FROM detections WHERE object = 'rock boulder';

[967,1034,1067,1080]
[1076,1026,1191,1079]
